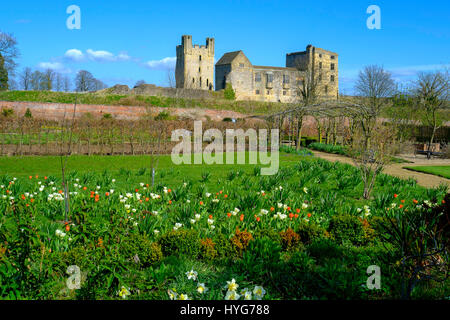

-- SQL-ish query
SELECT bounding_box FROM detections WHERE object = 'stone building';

[175,35,215,90]
[175,35,338,102]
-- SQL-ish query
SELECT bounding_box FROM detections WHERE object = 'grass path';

[311,150,450,188]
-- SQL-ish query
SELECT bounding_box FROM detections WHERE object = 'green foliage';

[295,222,327,245]
[309,142,348,155]
[1,108,14,117]
[154,111,171,121]
[24,108,33,118]
[120,233,163,268]
[328,213,366,246]
[158,229,201,258]
[223,83,236,100]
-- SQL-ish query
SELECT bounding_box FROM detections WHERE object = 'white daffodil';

[225,279,239,292]
[225,290,240,300]
[197,283,208,294]
[186,269,198,281]
[253,286,266,300]
[167,289,177,300]
[178,293,189,300]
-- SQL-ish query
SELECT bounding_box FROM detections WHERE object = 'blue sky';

[1,0,449,93]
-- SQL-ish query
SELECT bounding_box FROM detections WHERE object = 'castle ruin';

[175,35,338,102]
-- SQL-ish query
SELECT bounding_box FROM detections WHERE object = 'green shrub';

[307,238,344,262]
[24,108,32,118]
[328,213,365,245]
[158,229,200,258]
[253,228,281,243]
[295,222,327,245]
[223,83,236,100]
[1,108,14,117]
[154,111,171,120]
[309,142,348,155]
[212,233,234,260]
[121,233,163,267]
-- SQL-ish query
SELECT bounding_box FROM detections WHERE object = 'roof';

[215,51,243,65]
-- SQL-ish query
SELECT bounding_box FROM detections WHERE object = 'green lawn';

[0,152,309,189]
[404,165,450,179]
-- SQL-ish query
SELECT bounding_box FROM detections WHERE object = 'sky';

[1,0,449,94]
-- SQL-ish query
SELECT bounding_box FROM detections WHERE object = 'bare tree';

[412,70,449,158]
[349,65,397,199]
[30,70,45,91]
[166,69,176,88]
[54,72,63,92]
[42,69,55,91]
[63,76,71,92]
[353,65,396,149]
[19,67,32,90]
[0,30,20,76]
[75,70,96,92]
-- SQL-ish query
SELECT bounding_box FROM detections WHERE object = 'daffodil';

[225,278,239,292]
[241,288,252,300]
[253,286,266,299]
[178,293,189,300]
[225,290,240,300]
[197,283,208,294]
[168,289,177,300]
[186,269,198,281]
[118,286,130,299]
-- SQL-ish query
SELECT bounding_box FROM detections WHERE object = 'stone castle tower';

[175,35,215,90]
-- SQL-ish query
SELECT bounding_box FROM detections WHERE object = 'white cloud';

[144,57,176,70]
[64,49,85,62]
[86,49,116,62]
[37,62,71,74]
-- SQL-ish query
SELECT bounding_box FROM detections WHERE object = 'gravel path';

[312,151,450,189]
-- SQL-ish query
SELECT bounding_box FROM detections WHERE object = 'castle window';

[199,55,202,61]
[255,73,261,82]
[319,54,322,58]
[266,90,270,95]
[200,77,202,87]
[199,67,201,73]
[283,91,287,96]
[207,79,209,87]
[331,63,335,70]
[319,62,322,69]
[319,73,322,81]
[283,75,290,84]
[325,85,328,94]
[331,55,335,59]
[266,74,273,83]
[330,75,335,82]
[193,78,195,84]
[297,79,304,86]
[256,90,260,95]
[239,63,244,68]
